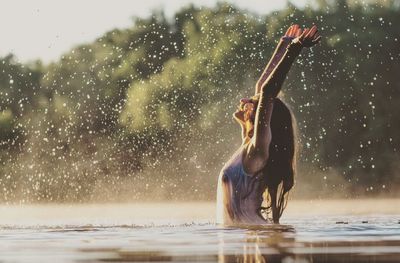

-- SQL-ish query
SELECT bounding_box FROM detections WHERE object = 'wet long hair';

[250,96,297,223]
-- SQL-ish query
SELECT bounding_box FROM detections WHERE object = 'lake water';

[0,200,399,262]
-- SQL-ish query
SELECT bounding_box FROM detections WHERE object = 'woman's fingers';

[295,28,302,37]
[284,24,303,38]
[287,24,300,37]
[304,26,314,39]
[292,24,301,37]
[290,24,320,47]
[308,27,320,44]
[291,24,299,36]
[300,28,309,41]
[306,25,318,38]
[288,25,295,36]
[311,25,318,34]
[313,35,322,43]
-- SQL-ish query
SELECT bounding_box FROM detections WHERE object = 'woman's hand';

[283,24,302,39]
[292,25,321,48]
[255,24,303,94]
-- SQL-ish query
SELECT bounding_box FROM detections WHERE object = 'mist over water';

[0,199,398,227]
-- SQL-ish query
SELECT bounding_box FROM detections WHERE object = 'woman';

[216,24,321,225]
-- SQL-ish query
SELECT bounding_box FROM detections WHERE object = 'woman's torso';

[216,146,267,225]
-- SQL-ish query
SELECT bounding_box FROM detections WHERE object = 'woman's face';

[234,98,256,134]
[242,101,255,122]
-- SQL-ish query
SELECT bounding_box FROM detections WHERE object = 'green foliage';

[0,1,399,202]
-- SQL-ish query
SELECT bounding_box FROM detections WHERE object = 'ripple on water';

[0,215,400,262]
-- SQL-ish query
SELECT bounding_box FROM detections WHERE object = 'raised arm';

[244,25,321,174]
[255,25,302,94]
[259,25,321,98]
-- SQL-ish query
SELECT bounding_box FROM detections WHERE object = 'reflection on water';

[1,218,400,263]
[216,223,400,263]
[218,224,296,263]
[0,203,400,262]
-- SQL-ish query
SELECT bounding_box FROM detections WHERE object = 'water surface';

[0,200,399,262]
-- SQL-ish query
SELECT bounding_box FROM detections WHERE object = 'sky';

[0,0,307,64]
